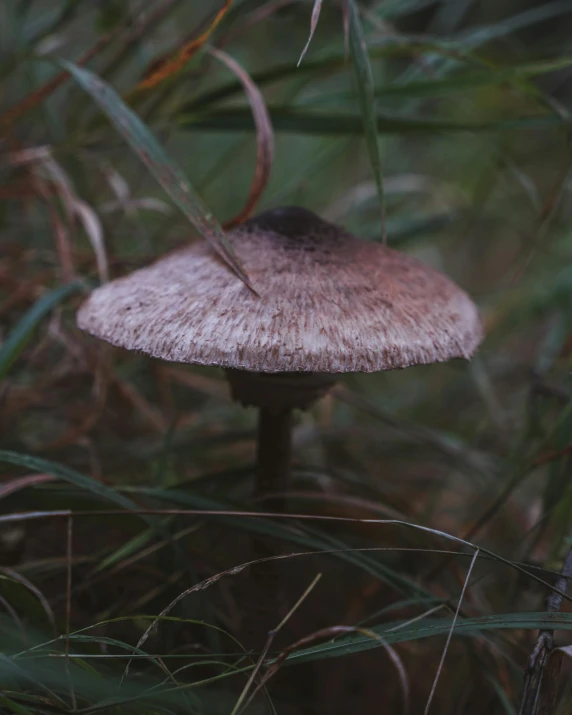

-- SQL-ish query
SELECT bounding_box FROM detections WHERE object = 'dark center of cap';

[248,206,325,237]
[244,206,346,252]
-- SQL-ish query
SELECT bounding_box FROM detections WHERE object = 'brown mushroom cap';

[77,207,482,373]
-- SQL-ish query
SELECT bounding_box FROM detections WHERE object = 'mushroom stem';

[224,371,338,646]
[256,408,292,510]
[226,369,337,505]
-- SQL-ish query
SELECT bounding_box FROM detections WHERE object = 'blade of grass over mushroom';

[298,0,323,66]
[347,0,386,242]
[207,46,274,229]
[0,282,84,379]
[61,60,255,293]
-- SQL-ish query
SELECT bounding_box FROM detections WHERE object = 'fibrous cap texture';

[77,206,483,373]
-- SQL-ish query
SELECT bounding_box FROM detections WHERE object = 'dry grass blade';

[519,547,572,715]
[0,474,56,501]
[64,516,77,711]
[12,147,108,283]
[298,0,324,66]
[231,573,323,715]
[122,559,252,680]
[207,47,275,229]
[423,549,480,715]
[0,504,566,603]
[123,553,346,681]
[261,490,407,519]
[0,594,27,647]
[62,60,256,293]
[34,178,75,282]
[0,568,57,637]
[342,0,350,58]
[258,625,382,691]
[73,200,108,283]
[374,638,410,715]
[134,0,234,91]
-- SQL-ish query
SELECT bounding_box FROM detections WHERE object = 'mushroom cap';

[77,207,482,373]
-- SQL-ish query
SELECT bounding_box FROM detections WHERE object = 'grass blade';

[61,60,256,293]
[287,612,572,663]
[423,550,479,714]
[347,0,386,242]
[300,57,572,104]
[133,0,233,92]
[298,0,323,66]
[208,46,275,228]
[0,695,35,715]
[0,451,153,527]
[0,282,84,379]
[182,106,560,134]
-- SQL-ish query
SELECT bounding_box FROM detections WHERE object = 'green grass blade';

[0,451,154,527]
[60,60,255,293]
[93,528,155,573]
[0,281,84,379]
[347,0,386,241]
[300,57,572,104]
[460,0,572,47]
[181,107,561,134]
[376,0,440,19]
[287,612,572,663]
[0,694,36,714]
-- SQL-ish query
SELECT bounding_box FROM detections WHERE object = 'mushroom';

[77,206,483,505]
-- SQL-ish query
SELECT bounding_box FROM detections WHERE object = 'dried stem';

[518,547,572,715]
[65,516,76,711]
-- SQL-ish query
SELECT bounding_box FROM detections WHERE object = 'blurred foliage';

[3,0,572,712]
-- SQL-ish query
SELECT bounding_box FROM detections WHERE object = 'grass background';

[2,0,572,712]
